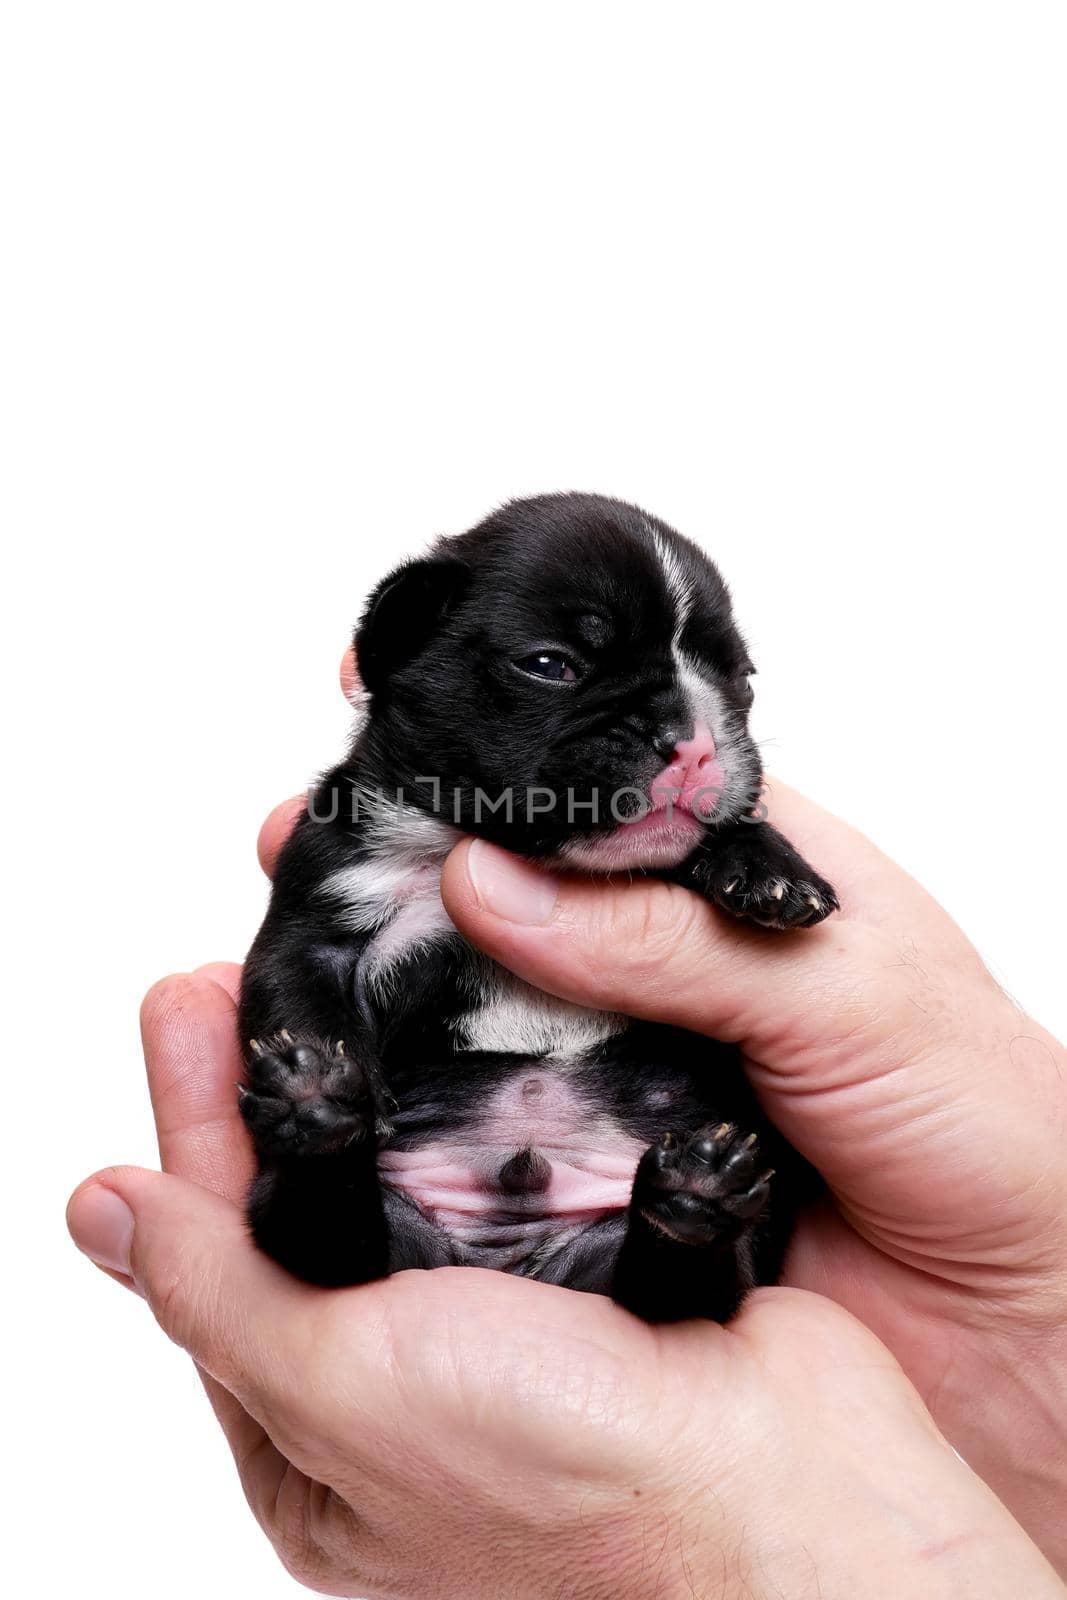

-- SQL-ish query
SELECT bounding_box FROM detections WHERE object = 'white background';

[3,3,1065,1596]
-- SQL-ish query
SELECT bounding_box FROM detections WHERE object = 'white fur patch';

[651,529,695,645]
[319,794,461,978]
[674,650,759,817]
[319,794,630,1052]
[649,529,759,815]
[454,968,628,1058]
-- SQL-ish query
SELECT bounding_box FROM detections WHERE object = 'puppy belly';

[378,1148,640,1224]
[377,1068,645,1263]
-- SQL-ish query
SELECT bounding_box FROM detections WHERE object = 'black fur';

[239,494,836,1322]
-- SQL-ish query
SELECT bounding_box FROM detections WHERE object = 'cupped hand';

[68,970,1060,1599]
[247,648,1067,1569]
[434,785,1067,1568]
[65,647,1067,1594]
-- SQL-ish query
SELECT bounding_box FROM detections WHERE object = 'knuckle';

[741,1289,901,1381]
[579,880,710,994]
[143,1236,227,1372]
[271,1482,367,1596]
[144,1249,192,1346]
[276,1542,337,1595]
[145,1248,195,1343]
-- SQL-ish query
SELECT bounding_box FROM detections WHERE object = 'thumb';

[438,837,1057,1246]
[66,1168,316,1412]
[440,837,903,1071]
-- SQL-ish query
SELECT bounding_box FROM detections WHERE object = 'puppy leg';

[611,1124,773,1323]
[676,820,838,930]
[238,916,401,1285]
[240,1033,394,1286]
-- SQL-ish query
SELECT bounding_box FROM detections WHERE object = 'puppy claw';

[709,859,837,930]
[635,1123,772,1245]
[249,1038,263,1057]
[239,1036,375,1157]
[279,1028,294,1045]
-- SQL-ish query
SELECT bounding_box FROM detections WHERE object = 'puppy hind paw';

[634,1124,773,1246]
[239,1034,375,1157]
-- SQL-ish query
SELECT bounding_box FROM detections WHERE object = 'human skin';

[434,818,1067,1573]
[338,645,1067,1571]
[68,1047,1064,1600]
[66,652,1067,1596]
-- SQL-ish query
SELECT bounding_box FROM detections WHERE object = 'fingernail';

[69,1186,135,1277]
[467,838,560,924]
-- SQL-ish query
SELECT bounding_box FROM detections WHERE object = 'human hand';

[68,968,1063,1599]
[421,751,1067,1572]
[65,646,1067,1594]
[247,646,1067,1573]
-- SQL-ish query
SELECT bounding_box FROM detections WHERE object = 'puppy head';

[354,493,761,868]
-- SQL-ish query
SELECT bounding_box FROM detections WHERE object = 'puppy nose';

[653,725,691,762]
[649,719,720,814]
[655,721,718,781]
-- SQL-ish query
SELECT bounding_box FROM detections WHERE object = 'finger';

[438,831,1063,1253]
[205,1382,290,1531]
[142,972,255,1204]
[255,645,360,881]
[256,646,361,881]
[440,833,923,1064]
[340,644,361,703]
[192,961,242,1003]
[257,795,306,878]
[66,1168,329,1526]
[66,1169,324,1425]
[141,973,290,1493]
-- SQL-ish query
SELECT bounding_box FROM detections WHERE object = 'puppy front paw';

[634,1125,773,1246]
[708,856,838,929]
[238,1035,374,1157]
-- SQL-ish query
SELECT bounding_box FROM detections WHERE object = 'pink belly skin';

[377,1070,645,1235]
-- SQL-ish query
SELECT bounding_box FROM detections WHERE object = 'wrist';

[720,1435,1062,1600]
[603,1352,1067,1600]
[594,1469,1064,1600]
[929,1316,1067,1579]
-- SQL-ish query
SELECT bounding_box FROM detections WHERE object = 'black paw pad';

[711,864,839,929]
[238,1035,373,1157]
[634,1124,773,1245]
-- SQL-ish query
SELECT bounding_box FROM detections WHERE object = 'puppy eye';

[514,652,579,683]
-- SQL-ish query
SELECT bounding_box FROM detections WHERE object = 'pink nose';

[650,720,719,808]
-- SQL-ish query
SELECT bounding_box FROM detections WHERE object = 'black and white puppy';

[238,493,837,1322]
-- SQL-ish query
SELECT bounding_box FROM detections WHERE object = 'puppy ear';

[356,556,470,694]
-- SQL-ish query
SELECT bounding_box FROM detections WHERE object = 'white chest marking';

[453,968,628,1058]
[319,799,461,982]
[319,797,629,1052]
